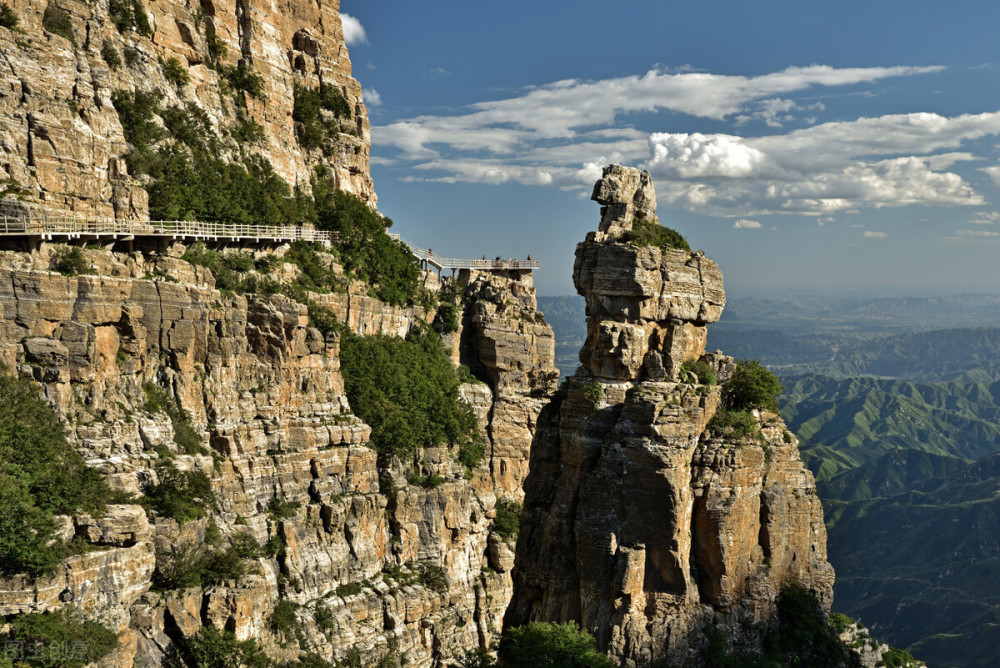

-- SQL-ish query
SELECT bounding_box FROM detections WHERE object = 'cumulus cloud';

[340,13,368,45]
[864,231,887,238]
[368,62,1000,216]
[733,219,763,229]
[364,89,382,107]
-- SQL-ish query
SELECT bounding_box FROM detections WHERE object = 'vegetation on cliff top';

[620,218,690,252]
[0,372,120,577]
[112,88,425,306]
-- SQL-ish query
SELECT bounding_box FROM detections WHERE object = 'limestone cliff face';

[506,165,834,666]
[0,246,555,667]
[0,0,373,219]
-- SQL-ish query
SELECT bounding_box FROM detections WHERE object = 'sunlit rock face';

[507,165,834,667]
[0,0,374,220]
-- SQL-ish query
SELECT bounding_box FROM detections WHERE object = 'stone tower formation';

[507,164,835,666]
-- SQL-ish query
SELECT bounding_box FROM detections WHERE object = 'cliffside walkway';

[0,216,539,272]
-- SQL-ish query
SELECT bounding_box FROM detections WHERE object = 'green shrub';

[581,380,603,407]
[680,359,717,385]
[123,45,140,67]
[0,373,117,577]
[493,500,521,540]
[434,302,460,333]
[171,626,271,668]
[772,583,858,666]
[3,610,118,668]
[707,408,760,440]
[50,245,92,276]
[205,21,226,65]
[143,462,215,523]
[293,82,351,152]
[458,439,485,471]
[339,328,478,461]
[163,57,189,87]
[154,534,259,590]
[232,118,266,144]
[497,622,615,668]
[456,364,483,385]
[0,3,18,29]
[267,497,300,520]
[408,471,446,489]
[270,600,300,640]
[723,358,784,412]
[313,602,335,634]
[620,218,690,252]
[101,39,122,69]
[142,381,204,455]
[224,62,265,99]
[284,241,341,293]
[829,612,853,634]
[881,647,919,667]
[109,0,150,36]
[335,582,363,598]
[418,563,448,593]
[42,3,75,45]
[314,187,422,306]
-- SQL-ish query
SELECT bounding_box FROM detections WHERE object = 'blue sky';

[340,1,1000,296]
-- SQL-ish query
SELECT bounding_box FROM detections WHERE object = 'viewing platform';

[0,215,539,272]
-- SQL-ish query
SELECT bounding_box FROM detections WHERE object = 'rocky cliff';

[506,165,835,666]
[0,245,556,666]
[0,0,373,219]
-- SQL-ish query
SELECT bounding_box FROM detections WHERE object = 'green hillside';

[781,375,1000,667]
[711,327,1000,381]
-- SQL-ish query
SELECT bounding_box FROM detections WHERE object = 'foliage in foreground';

[339,327,479,463]
[0,610,119,668]
[706,408,761,441]
[620,218,690,252]
[698,583,861,668]
[723,359,784,412]
[680,359,717,386]
[0,373,117,577]
[492,500,522,540]
[312,185,422,306]
[496,622,615,668]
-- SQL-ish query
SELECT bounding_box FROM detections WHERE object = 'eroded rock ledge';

[506,165,834,666]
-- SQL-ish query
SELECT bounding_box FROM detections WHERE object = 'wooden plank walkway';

[0,216,539,271]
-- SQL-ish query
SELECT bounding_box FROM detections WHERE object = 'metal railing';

[0,215,539,269]
[389,234,539,270]
[0,215,332,243]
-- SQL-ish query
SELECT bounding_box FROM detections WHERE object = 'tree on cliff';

[723,359,785,412]
[0,372,117,577]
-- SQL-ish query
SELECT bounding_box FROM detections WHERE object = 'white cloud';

[368,62,1000,217]
[733,219,762,229]
[647,133,781,178]
[957,229,1000,237]
[340,13,368,45]
[982,165,1000,186]
[971,211,1000,224]
[364,89,382,107]
[375,64,942,158]
[864,231,887,238]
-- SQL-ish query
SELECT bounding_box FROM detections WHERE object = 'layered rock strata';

[507,165,834,666]
[0,244,555,667]
[0,0,373,219]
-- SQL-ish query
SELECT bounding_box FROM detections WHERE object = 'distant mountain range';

[539,292,1000,667]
